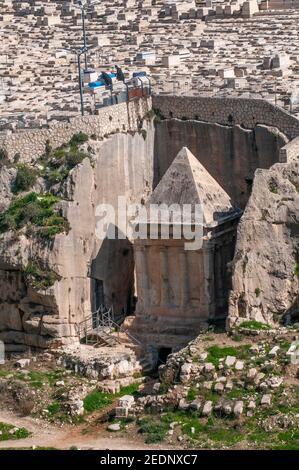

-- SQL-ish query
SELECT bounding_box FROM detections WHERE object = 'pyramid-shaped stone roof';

[147,147,239,225]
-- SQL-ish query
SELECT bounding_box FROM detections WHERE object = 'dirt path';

[0,410,176,450]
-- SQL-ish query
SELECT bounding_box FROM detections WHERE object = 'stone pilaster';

[159,246,169,307]
[179,249,189,307]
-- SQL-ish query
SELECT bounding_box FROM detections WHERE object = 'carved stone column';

[202,240,215,320]
[135,245,150,308]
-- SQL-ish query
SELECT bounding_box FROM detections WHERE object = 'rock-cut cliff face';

[0,122,155,351]
[228,160,299,327]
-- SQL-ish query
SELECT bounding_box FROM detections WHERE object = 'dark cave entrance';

[94,279,104,311]
[157,347,172,365]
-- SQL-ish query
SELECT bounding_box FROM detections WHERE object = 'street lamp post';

[77,48,87,116]
[62,46,87,116]
[74,1,88,71]
[81,7,88,70]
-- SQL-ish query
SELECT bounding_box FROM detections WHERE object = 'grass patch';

[46,402,70,423]
[138,416,168,443]
[0,192,69,239]
[161,411,244,447]
[14,369,66,389]
[84,391,114,413]
[47,402,62,417]
[239,320,271,331]
[294,263,299,278]
[0,422,31,441]
[202,335,215,342]
[206,344,251,367]
[231,334,243,342]
[187,388,198,401]
[83,383,141,413]
[209,425,244,446]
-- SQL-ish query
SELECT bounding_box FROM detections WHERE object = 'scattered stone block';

[214,382,224,393]
[190,398,202,411]
[261,394,272,406]
[107,423,121,432]
[233,400,244,417]
[204,362,215,372]
[202,400,213,416]
[15,358,31,368]
[247,368,257,380]
[235,360,244,370]
[118,395,135,408]
[269,346,280,357]
[225,356,236,367]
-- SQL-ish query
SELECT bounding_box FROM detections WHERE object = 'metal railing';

[76,304,141,346]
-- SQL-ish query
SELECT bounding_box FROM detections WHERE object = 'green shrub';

[152,108,165,125]
[65,150,86,168]
[0,422,31,441]
[53,148,66,159]
[239,320,271,331]
[39,134,89,186]
[0,192,69,239]
[23,263,59,290]
[269,180,278,194]
[69,132,89,146]
[138,417,168,443]
[255,287,261,297]
[294,263,299,277]
[47,402,62,417]
[46,169,68,185]
[13,164,37,193]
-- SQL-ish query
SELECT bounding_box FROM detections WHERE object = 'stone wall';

[0,98,152,163]
[152,95,299,141]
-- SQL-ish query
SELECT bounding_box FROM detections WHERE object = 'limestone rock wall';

[154,119,287,208]
[228,161,299,327]
[0,121,155,350]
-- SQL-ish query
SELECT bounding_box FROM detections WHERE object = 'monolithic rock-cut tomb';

[132,147,241,350]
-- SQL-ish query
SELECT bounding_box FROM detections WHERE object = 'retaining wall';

[0,98,152,163]
[152,95,299,141]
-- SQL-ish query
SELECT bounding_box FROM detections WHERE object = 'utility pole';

[63,46,87,116]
